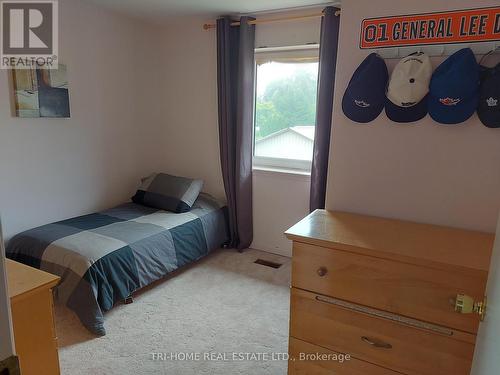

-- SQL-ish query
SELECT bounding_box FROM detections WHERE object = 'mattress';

[6,193,228,335]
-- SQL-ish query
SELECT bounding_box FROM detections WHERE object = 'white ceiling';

[84,0,335,21]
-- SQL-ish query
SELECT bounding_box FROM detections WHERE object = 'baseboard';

[248,246,292,258]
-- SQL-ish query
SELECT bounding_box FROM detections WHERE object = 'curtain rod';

[203,10,340,30]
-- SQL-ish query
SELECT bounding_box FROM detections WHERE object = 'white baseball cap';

[385,52,432,123]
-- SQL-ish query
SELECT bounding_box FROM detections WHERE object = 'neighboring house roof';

[289,126,315,140]
[254,125,315,161]
[256,125,315,144]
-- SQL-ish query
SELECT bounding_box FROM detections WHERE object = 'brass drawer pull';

[317,267,328,277]
[361,336,392,349]
[315,294,453,336]
[454,294,487,321]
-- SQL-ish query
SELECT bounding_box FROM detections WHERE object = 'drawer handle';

[317,267,328,277]
[361,336,392,349]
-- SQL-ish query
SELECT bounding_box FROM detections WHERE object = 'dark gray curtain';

[310,7,340,212]
[217,16,255,250]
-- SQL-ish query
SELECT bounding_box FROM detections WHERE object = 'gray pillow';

[131,173,204,213]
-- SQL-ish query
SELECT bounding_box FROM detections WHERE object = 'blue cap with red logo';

[342,53,389,123]
[428,48,479,125]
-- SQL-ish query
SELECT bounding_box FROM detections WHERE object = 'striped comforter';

[6,193,228,335]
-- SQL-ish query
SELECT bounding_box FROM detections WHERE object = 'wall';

[157,9,323,256]
[0,0,163,239]
[251,170,310,256]
[326,0,500,233]
[156,17,225,201]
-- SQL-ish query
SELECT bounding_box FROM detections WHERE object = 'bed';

[6,193,228,336]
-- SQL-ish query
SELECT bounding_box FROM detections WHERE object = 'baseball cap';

[385,52,432,123]
[477,63,500,128]
[342,53,388,123]
[428,48,479,125]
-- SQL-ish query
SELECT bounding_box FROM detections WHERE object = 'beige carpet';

[56,249,291,375]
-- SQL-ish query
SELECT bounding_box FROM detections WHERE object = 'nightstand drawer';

[292,242,486,333]
[288,337,402,375]
[290,288,475,375]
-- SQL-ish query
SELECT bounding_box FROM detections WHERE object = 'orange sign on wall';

[360,7,500,49]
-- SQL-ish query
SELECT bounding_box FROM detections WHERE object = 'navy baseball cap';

[342,53,388,123]
[477,63,500,128]
[428,48,479,125]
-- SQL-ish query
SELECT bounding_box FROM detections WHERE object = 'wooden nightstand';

[6,260,60,375]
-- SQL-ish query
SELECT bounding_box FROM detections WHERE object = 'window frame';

[252,44,320,173]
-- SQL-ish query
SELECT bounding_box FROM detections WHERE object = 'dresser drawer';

[288,337,403,375]
[292,242,486,333]
[290,288,475,375]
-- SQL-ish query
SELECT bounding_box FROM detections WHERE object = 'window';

[253,46,319,171]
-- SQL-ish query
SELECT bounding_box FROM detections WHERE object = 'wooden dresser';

[6,259,61,375]
[285,210,494,375]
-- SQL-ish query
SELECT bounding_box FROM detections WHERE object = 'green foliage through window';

[255,63,318,140]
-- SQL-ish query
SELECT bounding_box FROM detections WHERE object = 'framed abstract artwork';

[11,64,70,118]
